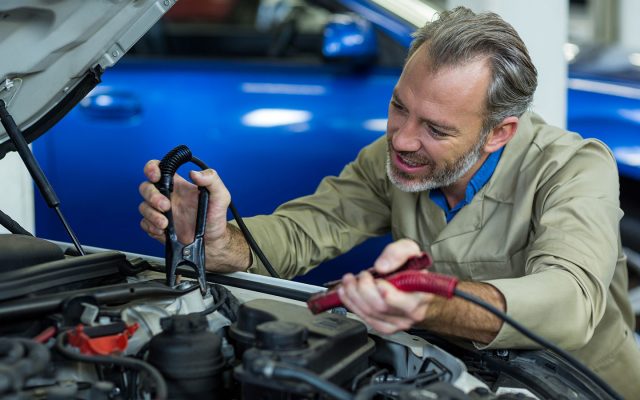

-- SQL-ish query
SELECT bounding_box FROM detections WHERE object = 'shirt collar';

[429,147,504,221]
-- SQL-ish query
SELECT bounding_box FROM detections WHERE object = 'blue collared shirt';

[429,147,504,222]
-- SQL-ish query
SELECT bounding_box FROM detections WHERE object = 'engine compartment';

[0,243,615,399]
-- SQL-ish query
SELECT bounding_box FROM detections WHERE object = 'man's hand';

[337,239,506,342]
[138,160,251,272]
[337,239,435,334]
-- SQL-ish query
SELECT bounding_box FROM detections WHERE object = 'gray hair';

[408,7,538,134]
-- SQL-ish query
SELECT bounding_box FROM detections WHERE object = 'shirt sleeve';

[232,136,392,279]
[479,140,622,350]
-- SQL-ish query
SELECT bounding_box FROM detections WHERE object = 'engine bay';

[0,239,615,399]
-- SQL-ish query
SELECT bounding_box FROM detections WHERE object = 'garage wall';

[619,0,640,48]
[0,151,35,234]
[446,0,569,129]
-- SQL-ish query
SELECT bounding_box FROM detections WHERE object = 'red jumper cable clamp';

[307,253,458,314]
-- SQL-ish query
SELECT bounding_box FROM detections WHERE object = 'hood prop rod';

[0,100,84,256]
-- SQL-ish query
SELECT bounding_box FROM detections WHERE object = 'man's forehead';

[394,49,490,133]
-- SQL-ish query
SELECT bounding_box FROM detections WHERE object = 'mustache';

[387,139,431,165]
[390,147,432,165]
[396,151,431,165]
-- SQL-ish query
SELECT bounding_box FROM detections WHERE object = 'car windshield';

[369,0,441,28]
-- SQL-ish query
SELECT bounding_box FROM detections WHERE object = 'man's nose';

[391,118,422,153]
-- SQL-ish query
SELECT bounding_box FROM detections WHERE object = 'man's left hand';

[337,239,436,334]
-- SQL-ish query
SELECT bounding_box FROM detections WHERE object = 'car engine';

[0,237,616,400]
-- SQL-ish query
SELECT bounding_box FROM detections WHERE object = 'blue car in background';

[33,0,640,284]
[567,45,640,260]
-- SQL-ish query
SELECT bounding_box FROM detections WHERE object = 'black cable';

[0,208,32,235]
[55,331,167,400]
[199,287,227,316]
[272,368,351,400]
[228,202,281,278]
[453,288,623,400]
[261,361,352,400]
[191,156,280,279]
[353,383,410,400]
[207,283,239,321]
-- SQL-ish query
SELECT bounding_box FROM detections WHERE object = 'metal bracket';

[0,77,22,107]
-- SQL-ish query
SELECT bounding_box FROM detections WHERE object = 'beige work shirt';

[238,112,640,397]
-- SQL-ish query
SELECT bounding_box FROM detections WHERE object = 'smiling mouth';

[399,157,422,167]
[395,152,429,171]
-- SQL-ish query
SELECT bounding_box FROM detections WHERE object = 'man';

[139,7,640,397]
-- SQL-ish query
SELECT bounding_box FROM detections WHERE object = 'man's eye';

[428,125,446,138]
[391,100,406,112]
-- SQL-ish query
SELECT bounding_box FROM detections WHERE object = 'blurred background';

[1,1,638,312]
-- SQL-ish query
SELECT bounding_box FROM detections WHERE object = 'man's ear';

[484,116,519,153]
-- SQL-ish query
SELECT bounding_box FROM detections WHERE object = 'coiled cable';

[157,145,280,279]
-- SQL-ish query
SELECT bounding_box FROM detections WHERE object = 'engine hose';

[55,331,167,400]
[0,338,51,394]
[251,359,352,400]
[353,383,414,400]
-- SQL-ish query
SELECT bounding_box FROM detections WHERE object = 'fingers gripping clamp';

[307,253,459,314]
[157,145,209,295]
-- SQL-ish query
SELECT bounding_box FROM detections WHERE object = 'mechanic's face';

[386,44,492,192]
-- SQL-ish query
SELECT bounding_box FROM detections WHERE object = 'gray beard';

[386,136,486,193]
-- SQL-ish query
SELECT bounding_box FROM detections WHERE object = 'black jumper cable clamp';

[156,145,209,295]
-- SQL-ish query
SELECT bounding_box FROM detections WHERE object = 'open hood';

[0,0,175,159]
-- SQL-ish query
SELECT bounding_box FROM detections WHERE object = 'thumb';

[373,238,422,274]
[189,169,231,209]
[190,169,215,187]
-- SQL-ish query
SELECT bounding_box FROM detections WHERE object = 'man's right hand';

[138,160,251,272]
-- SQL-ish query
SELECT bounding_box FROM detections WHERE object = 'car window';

[129,0,332,61]
[128,0,406,68]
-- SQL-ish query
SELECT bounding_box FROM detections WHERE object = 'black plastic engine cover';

[0,234,63,272]
[148,313,225,400]
[231,299,375,398]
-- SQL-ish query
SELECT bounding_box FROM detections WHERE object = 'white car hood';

[0,0,175,158]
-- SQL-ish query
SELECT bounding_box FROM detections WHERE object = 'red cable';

[33,326,57,343]
[307,270,458,314]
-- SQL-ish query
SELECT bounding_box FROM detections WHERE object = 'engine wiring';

[198,284,228,316]
[55,330,168,400]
